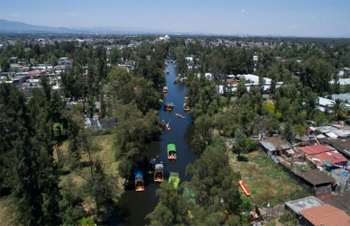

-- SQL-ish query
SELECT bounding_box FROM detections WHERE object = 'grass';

[229,151,308,207]
[0,196,18,226]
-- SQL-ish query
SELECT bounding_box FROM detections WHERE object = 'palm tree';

[331,98,349,120]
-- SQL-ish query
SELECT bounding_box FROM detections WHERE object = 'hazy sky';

[0,0,349,37]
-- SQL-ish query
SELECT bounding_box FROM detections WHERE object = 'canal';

[111,62,197,225]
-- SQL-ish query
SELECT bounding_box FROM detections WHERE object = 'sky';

[0,0,349,37]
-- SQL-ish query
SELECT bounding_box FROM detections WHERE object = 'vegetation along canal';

[111,62,197,225]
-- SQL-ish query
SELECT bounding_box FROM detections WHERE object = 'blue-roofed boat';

[135,171,145,191]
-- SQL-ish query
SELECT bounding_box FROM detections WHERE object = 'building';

[297,144,348,168]
[294,169,335,196]
[299,204,350,226]
[285,196,325,214]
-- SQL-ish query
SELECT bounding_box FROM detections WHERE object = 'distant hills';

[0,19,73,33]
[0,19,168,35]
[0,19,349,38]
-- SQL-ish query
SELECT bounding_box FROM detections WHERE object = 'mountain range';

[0,19,171,35]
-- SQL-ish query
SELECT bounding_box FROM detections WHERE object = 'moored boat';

[166,69,169,74]
[135,171,145,191]
[168,172,180,189]
[163,86,168,93]
[175,113,185,119]
[183,103,190,111]
[154,163,164,182]
[167,141,177,160]
[147,156,158,174]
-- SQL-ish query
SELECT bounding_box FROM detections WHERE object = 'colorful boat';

[175,113,185,119]
[168,172,180,189]
[154,163,164,182]
[183,103,190,111]
[163,86,168,93]
[135,171,145,191]
[147,156,158,174]
[164,102,174,111]
[238,180,251,196]
[167,141,177,160]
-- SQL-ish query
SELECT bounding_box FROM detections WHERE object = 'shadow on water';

[109,63,197,226]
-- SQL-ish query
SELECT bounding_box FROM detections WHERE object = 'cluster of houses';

[0,56,73,96]
[257,124,350,225]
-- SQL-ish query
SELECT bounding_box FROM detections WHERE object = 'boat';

[147,156,158,174]
[159,98,164,104]
[154,163,164,182]
[168,172,180,189]
[183,103,190,111]
[166,69,169,74]
[166,120,171,131]
[163,86,168,93]
[238,180,251,196]
[167,141,177,160]
[135,171,145,191]
[164,102,174,111]
[175,113,185,119]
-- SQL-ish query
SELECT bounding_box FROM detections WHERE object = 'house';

[84,118,116,130]
[324,138,350,159]
[285,196,324,214]
[299,204,350,226]
[322,191,350,215]
[297,144,347,168]
[294,169,335,197]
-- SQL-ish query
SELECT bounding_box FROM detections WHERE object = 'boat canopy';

[169,172,180,189]
[135,171,143,180]
[168,143,176,152]
[155,163,164,170]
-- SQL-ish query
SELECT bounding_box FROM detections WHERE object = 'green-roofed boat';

[167,141,177,160]
[168,172,180,189]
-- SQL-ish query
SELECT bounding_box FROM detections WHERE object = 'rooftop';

[322,191,350,215]
[285,196,324,214]
[299,204,350,226]
[298,144,333,155]
[295,169,335,186]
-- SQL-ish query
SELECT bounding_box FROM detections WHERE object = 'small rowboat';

[166,123,171,131]
[175,113,185,119]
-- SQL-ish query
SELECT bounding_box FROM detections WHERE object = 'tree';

[0,84,60,225]
[233,129,249,159]
[191,114,213,155]
[331,98,349,120]
[186,144,242,224]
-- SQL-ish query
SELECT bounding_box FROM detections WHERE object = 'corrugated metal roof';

[260,141,276,151]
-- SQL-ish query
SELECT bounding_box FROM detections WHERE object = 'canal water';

[111,62,197,225]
